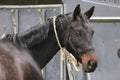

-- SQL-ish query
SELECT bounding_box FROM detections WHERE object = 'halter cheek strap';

[66,37,82,62]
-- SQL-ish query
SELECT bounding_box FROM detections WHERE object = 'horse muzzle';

[81,51,98,73]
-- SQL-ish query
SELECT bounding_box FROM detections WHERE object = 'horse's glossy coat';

[0,4,97,80]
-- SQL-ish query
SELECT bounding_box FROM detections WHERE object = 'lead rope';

[53,16,82,72]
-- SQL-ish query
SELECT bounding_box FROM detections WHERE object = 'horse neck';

[29,34,60,69]
[17,17,67,69]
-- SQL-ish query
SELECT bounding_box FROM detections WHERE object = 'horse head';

[57,4,97,73]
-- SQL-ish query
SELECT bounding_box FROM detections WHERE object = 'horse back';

[0,40,43,80]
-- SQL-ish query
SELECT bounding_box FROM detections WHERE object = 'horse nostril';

[87,60,94,69]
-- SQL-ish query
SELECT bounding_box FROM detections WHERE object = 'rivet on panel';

[11,9,14,12]
[38,9,42,12]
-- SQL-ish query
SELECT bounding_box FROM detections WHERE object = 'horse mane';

[2,14,69,48]
[2,22,50,48]
[19,22,50,48]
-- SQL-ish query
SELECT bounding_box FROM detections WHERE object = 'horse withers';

[0,4,97,80]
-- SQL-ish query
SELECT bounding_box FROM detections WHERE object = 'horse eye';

[72,30,79,36]
[75,31,80,34]
[72,27,81,36]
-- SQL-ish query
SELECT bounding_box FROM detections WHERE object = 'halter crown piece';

[53,16,82,71]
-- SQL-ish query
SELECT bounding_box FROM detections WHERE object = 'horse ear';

[73,4,81,20]
[84,6,95,19]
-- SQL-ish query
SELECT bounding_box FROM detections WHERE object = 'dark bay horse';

[0,4,97,80]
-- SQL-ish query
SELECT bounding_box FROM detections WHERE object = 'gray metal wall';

[62,0,120,80]
[0,9,14,36]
